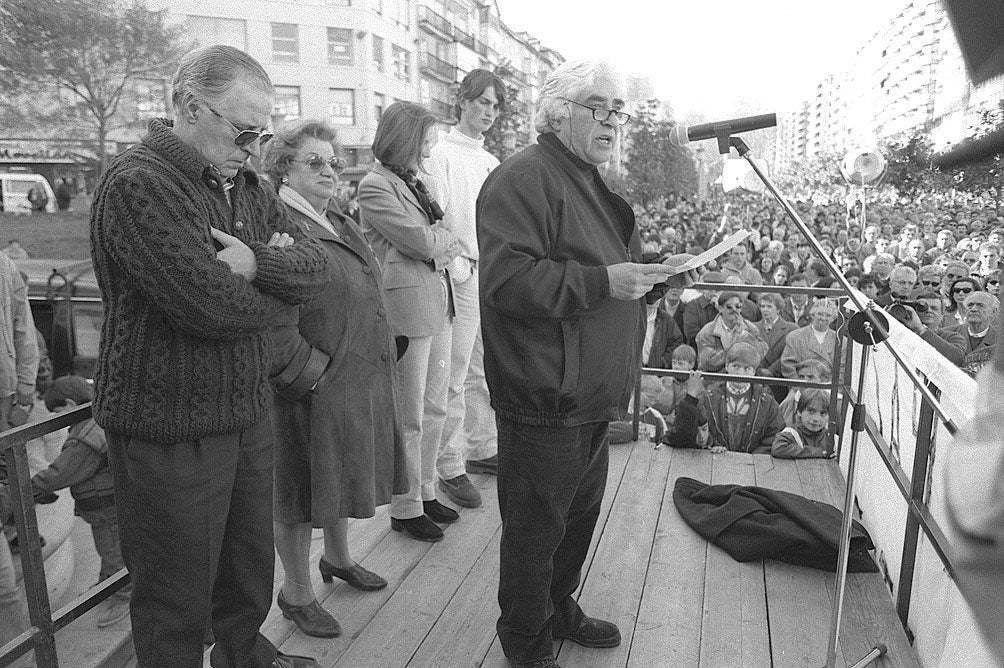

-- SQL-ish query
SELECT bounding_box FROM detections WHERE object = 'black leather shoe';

[391,515,444,542]
[276,591,341,638]
[423,499,460,523]
[557,616,621,648]
[318,557,387,590]
[272,652,320,668]
[511,657,561,668]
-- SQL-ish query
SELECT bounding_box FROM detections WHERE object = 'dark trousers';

[496,419,609,664]
[107,419,278,668]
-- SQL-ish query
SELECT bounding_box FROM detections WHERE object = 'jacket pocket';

[383,259,420,289]
[560,319,580,395]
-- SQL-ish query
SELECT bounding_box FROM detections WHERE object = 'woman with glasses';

[985,270,1001,298]
[359,102,464,543]
[262,120,408,638]
[948,277,982,326]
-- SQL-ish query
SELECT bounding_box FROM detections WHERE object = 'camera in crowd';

[887,300,928,323]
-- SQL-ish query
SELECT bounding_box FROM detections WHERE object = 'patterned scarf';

[383,163,444,226]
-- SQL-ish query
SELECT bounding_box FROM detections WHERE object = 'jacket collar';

[537,132,595,176]
[371,162,423,212]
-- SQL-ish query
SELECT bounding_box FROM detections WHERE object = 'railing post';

[895,380,938,628]
[4,439,57,667]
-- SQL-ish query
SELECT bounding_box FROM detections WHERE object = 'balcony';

[453,26,476,51]
[418,5,452,39]
[419,51,457,83]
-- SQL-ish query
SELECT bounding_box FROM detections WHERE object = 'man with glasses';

[90,46,328,668]
[945,292,1000,375]
[875,265,916,306]
[477,60,694,668]
[893,292,967,365]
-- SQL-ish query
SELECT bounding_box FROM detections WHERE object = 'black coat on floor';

[673,476,878,572]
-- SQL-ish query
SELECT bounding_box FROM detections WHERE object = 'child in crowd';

[779,358,831,427]
[667,342,784,453]
[651,344,698,424]
[30,376,130,628]
[772,389,834,458]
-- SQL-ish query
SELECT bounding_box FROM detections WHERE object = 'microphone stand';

[723,134,958,668]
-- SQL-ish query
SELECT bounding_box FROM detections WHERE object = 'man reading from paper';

[476,59,702,668]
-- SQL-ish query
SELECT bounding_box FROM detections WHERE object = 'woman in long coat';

[263,120,408,638]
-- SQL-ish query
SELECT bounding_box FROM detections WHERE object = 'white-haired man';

[91,46,328,668]
[477,60,695,668]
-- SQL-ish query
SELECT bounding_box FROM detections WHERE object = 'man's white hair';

[534,60,622,134]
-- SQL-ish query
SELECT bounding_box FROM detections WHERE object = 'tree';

[483,61,528,163]
[948,102,1004,208]
[882,130,950,201]
[0,0,186,174]
[623,99,697,207]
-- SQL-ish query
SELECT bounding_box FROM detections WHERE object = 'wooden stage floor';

[242,442,919,668]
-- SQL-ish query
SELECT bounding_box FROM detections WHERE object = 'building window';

[272,86,301,126]
[329,89,355,126]
[374,93,386,121]
[272,23,299,63]
[327,27,354,66]
[387,0,410,27]
[186,16,247,50]
[372,35,385,72]
[391,44,410,82]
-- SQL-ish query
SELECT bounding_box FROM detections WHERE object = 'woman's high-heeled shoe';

[318,557,388,591]
[276,590,341,638]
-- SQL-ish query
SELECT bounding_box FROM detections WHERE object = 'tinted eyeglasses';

[920,279,941,287]
[205,104,273,147]
[290,155,347,174]
[988,279,1000,286]
[953,286,974,295]
[560,98,631,125]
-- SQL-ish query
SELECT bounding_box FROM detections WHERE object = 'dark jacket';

[270,203,409,521]
[669,383,784,454]
[673,476,878,572]
[646,301,686,368]
[90,119,329,443]
[477,133,644,427]
[31,419,114,513]
[682,295,718,347]
[757,317,798,376]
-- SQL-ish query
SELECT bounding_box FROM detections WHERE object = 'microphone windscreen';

[668,124,689,148]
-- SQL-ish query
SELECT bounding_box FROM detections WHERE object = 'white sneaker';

[96,597,130,628]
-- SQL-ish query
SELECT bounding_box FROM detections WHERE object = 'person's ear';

[179,95,200,124]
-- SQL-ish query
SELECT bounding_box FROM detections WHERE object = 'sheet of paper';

[669,230,751,273]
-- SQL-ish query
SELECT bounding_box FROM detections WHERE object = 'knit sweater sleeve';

[249,187,329,304]
[94,167,309,340]
[477,167,610,319]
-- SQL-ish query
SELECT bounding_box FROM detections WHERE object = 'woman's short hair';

[717,291,743,308]
[534,60,621,134]
[796,389,830,414]
[172,45,273,111]
[372,101,440,171]
[456,69,507,119]
[261,119,339,189]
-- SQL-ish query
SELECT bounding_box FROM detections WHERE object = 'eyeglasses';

[290,155,347,174]
[953,287,974,294]
[988,279,1000,286]
[920,280,941,287]
[560,98,631,125]
[205,104,273,148]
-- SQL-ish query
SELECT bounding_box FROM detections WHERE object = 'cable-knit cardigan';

[90,119,329,443]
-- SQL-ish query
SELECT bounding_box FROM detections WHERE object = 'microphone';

[669,113,777,147]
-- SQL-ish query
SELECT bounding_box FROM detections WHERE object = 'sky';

[495,0,913,121]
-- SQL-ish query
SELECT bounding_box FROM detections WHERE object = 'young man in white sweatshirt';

[427,69,507,509]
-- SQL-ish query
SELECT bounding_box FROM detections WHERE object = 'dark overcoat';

[272,205,408,524]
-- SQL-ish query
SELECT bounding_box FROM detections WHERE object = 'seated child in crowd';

[772,389,834,459]
[778,358,831,427]
[667,342,785,453]
[609,345,699,445]
[30,376,131,628]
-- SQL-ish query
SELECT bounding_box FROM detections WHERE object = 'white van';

[0,173,57,214]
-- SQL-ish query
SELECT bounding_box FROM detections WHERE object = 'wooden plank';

[797,460,920,668]
[406,528,501,667]
[699,453,770,668]
[754,455,845,668]
[558,441,673,667]
[332,477,502,667]
[629,448,712,668]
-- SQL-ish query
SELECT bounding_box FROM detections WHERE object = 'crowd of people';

[2,41,1001,668]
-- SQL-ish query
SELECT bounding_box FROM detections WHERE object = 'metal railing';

[1,403,130,667]
[634,278,965,642]
[418,5,452,37]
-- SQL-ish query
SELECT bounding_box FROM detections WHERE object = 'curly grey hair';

[261,119,339,189]
[534,60,623,134]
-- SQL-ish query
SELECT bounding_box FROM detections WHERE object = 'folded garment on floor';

[673,476,878,572]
